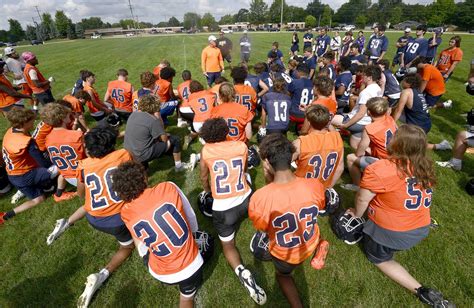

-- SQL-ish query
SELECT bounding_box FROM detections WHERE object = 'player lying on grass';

[346,125,454,307]
[199,117,266,305]
[1,108,58,225]
[249,133,328,308]
[113,161,205,308]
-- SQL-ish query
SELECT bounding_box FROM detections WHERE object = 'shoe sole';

[77,275,102,308]
[311,240,329,270]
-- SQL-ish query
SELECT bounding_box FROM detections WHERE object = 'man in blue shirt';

[315,28,331,59]
[261,78,291,134]
[303,47,317,79]
[393,28,414,67]
[401,25,428,68]
[303,29,313,51]
[335,57,353,114]
[267,42,283,64]
[349,44,367,73]
[288,63,314,130]
[426,29,442,64]
[366,25,389,64]
[240,30,251,63]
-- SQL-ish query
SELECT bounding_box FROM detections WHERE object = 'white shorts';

[65,177,78,187]
[193,122,203,133]
[466,131,474,147]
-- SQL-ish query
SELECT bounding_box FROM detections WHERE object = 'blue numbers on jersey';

[198,97,208,112]
[237,95,252,111]
[133,203,189,257]
[306,152,338,181]
[2,148,13,171]
[272,101,288,122]
[111,88,125,103]
[213,158,245,196]
[385,129,394,149]
[273,205,319,248]
[47,145,79,171]
[85,168,122,210]
[227,118,239,137]
[404,177,433,210]
[182,87,189,100]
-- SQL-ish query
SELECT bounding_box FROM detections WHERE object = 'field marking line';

[183,36,187,70]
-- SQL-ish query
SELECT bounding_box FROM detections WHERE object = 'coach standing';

[201,35,224,87]
[240,30,251,63]
[217,30,233,66]
[22,51,54,105]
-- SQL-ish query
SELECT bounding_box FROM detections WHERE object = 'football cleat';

[53,191,77,202]
[249,231,272,261]
[247,145,261,169]
[465,178,474,196]
[187,153,198,171]
[46,218,70,245]
[237,267,267,305]
[197,191,213,218]
[193,230,215,263]
[11,190,25,204]
[77,272,107,308]
[436,161,461,171]
[256,127,267,144]
[311,240,329,270]
[416,286,455,308]
[320,188,340,216]
[331,211,366,245]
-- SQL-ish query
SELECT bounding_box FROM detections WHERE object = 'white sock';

[451,158,462,167]
[175,161,182,167]
[196,153,201,161]
[99,268,110,281]
[234,264,244,276]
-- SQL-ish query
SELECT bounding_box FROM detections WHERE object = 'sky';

[0,0,437,30]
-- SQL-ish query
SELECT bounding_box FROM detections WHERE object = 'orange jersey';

[23,63,49,94]
[77,149,132,217]
[45,129,86,179]
[0,75,21,108]
[201,141,251,210]
[295,131,344,188]
[234,84,258,114]
[311,96,337,116]
[106,80,133,112]
[210,103,254,142]
[210,83,221,96]
[153,65,162,79]
[249,177,326,264]
[187,90,217,122]
[62,94,84,113]
[360,159,432,232]
[121,182,203,283]
[201,46,224,73]
[83,84,103,114]
[421,64,445,97]
[155,79,172,102]
[2,128,38,176]
[177,80,192,103]
[365,115,398,159]
[32,121,53,152]
[437,47,463,74]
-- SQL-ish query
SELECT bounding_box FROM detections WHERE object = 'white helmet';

[208,35,217,42]
[4,47,15,56]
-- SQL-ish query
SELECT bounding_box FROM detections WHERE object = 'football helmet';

[194,230,215,263]
[247,145,261,169]
[249,231,272,261]
[256,127,267,144]
[330,211,365,245]
[106,113,122,127]
[197,191,213,218]
[320,188,340,216]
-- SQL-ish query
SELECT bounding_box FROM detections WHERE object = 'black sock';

[55,188,64,197]
[4,210,16,220]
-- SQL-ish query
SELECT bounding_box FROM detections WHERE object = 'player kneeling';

[249,134,327,308]
[113,161,206,308]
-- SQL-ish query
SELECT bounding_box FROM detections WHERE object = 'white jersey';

[348,83,382,126]
[5,57,26,85]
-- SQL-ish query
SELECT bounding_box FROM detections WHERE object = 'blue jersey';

[367,35,389,59]
[303,33,313,48]
[335,71,353,103]
[272,72,293,86]
[396,36,414,54]
[288,78,314,117]
[316,35,331,57]
[245,74,260,93]
[267,49,283,59]
[326,64,336,81]
[426,37,442,58]
[383,69,401,97]
[304,56,317,72]
[405,88,431,133]
[262,92,291,131]
[403,37,428,64]
[258,72,273,89]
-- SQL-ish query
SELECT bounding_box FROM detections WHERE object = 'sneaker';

[183,135,192,151]
[340,183,360,191]
[77,272,107,308]
[436,161,461,171]
[174,164,187,172]
[442,100,453,109]
[47,218,70,245]
[416,286,455,308]
[311,240,329,270]
[177,118,188,128]
[48,165,59,178]
[435,140,452,151]
[0,212,6,225]
[11,190,25,204]
[430,218,439,229]
[237,267,267,305]
[53,192,77,202]
[187,153,198,171]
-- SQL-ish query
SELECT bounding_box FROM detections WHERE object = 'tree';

[157,21,168,27]
[320,5,333,26]
[268,0,289,23]
[183,12,201,30]
[168,16,181,27]
[75,23,84,38]
[249,0,268,24]
[455,0,474,30]
[306,0,325,19]
[119,19,136,29]
[389,6,403,25]
[355,15,368,29]
[42,13,56,39]
[25,25,37,41]
[219,14,235,25]
[55,11,71,38]
[201,13,217,28]
[7,19,25,42]
[234,9,249,22]
[287,6,307,22]
[305,15,317,28]
[80,17,105,30]
[333,0,371,23]
[427,0,456,26]
[67,20,76,39]
[0,30,9,42]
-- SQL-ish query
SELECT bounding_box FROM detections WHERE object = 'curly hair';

[40,103,70,127]
[6,108,36,129]
[200,118,229,143]
[259,133,295,171]
[112,161,147,202]
[84,126,118,158]
[138,94,160,114]
[387,125,436,189]
[140,71,156,88]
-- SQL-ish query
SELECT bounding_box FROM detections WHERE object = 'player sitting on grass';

[199,117,266,305]
[0,60,32,114]
[155,67,179,125]
[153,58,170,79]
[177,70,192,127]
[293,104,344,189]
[346,125,454,308]
[210,82,253,144]
[209,76,228,97]
[83,70,113,121]
[288,63,314,132]
[334,57,353,115]
[63,90,91,132]
[182,80,217,150]
[342,97,398,191]
[312,76,337,117]
[43,103,86,201]
[260,78,291,135]
[249,133,327,308]
[104,68,134,122]
[132,71,156,112]
[1,108,58,225]
[114,161,205,308]
[231,66,258,115]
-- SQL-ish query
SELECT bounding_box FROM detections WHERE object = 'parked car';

[222,29,233,34]
[125,33,136,37]
[343,25,356,31]
[91,34,102,39]
[164,28,174,34]
[6,42,17,47]
[31,40,44,45]
[0,42,5,47]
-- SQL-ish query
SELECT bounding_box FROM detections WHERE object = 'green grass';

[1,32,473,307]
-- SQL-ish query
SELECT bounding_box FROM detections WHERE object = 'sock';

[175,161,182,167]
[451,158,462,167]
[234,264,245,276]
[55,188,64,197]
[99,268,110,281]
[4,210,16,220]
[196,153,201,161]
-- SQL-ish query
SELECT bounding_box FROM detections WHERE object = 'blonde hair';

[218,82,236,103]
[366,97,388,117]
[40,103,70,127]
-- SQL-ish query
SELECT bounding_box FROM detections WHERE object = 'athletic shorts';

[206,72,221,86]
[34,89,55,105]
[272,256,300,275]
[241,53,250,62]
[65,177,78,187]
[387,97,399,108]
[359,156,379,171]
[193,122,203,133]
[424,93,441,107]
[466,131,474,147]
[363,234,399,264]
[343,115,365,137]
[90,221,133,246]
[139,141,168,164]
[8,168,52,199]
[213,194,251,242]
[223,54,232,63]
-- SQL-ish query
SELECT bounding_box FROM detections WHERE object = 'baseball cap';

[4,47,15,55]
[404,27,411,33]
[208,35,217,42]
[22,51,36,62]
[243,30,248,34]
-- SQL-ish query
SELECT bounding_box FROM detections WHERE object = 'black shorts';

[91,223,133,246]
[35,89,55,105]
[363,234,399,264]
[223,53,232,63]
[272,256,300,275]
[212,194,251,241]
[115,110,131,122]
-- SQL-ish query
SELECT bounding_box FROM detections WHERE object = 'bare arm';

[257,80,269,97]
[419,79,428,93]
[260,108,266,128]
[392,89,409,122]
[342,104,367,128]
[444,61,459,77]
[245,122,252,142]
[329,147,344,188]
[355,129,370,157]
[0,84,31,99]
[291,138,301,162]
[354,188,376,217]
[199,154,211,193]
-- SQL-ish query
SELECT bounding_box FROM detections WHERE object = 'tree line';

[1,0,473,43]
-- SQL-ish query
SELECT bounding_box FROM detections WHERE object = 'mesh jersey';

[155,79,172,103]
[234,84,258,114]
[177,80,192,103]
[106,80,133,112]
[63,94,84,113]
[187,90,217,123]
[437,47,463,74]
[32,121,53,152]
[261,92,291,131]
[2,128,38,176]
[83,84,103,114]
[23,63,49,94]
[45,129,86,179]
[311,97,337,116]
[210,103,254,143]
[0,75,21,108]
[365,115,398,159]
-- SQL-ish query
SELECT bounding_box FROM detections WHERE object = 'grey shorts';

[466,131,474,147]
[343,115,365,138]
[360,156,379,171]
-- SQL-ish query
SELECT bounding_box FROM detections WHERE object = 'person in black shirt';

[216,31,233,66]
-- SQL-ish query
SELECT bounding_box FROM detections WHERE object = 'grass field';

[1,32,473,307]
